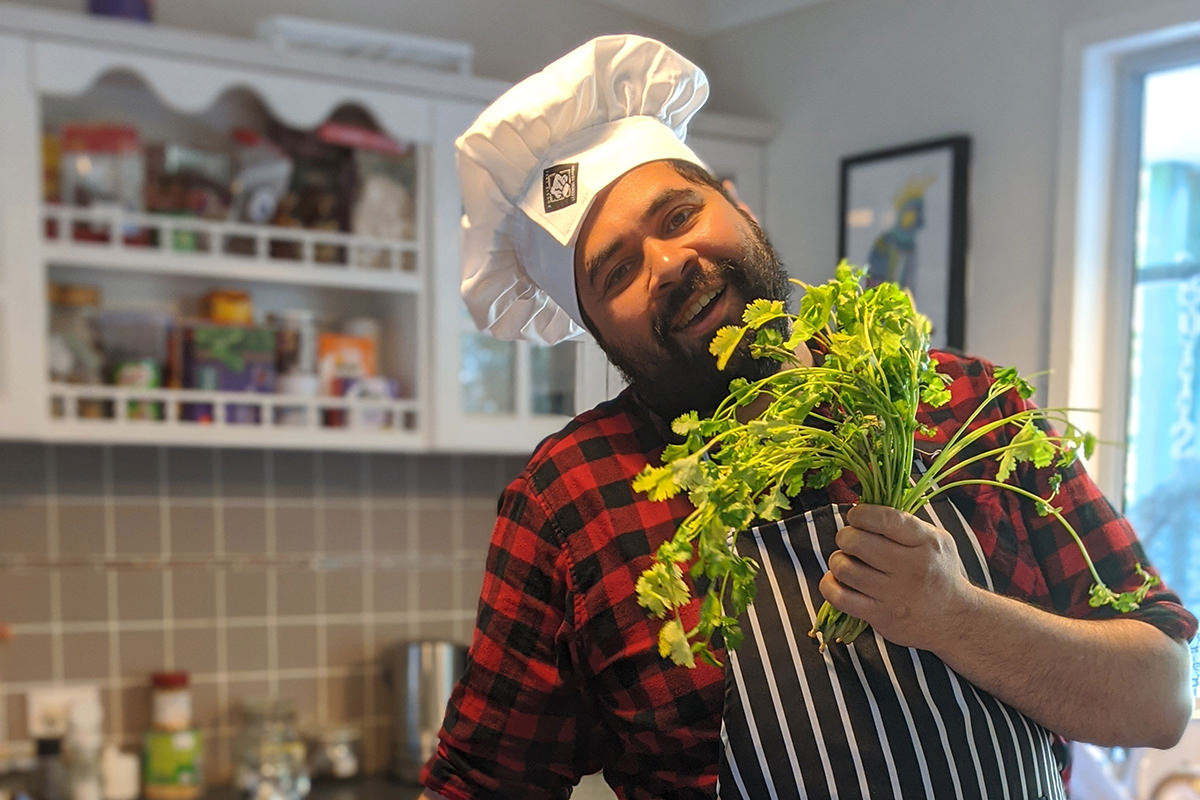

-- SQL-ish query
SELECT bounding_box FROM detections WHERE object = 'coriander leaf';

[742,298,786,328]
[631,464,681,501]
[658,618,695,667]
[709,325,747,370]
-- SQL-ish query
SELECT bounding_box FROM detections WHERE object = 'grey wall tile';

[276,624,319,670]
[112,447,161,497]
[191,680,223,729]
[167,448,215,498]
[460,456,506,496]
[274,506,316,554]
[320,452,364,499]
[223,507,267,554]
[60,569,109,623]
[322,507,363,555]
[117,571,165,621]
[371,570,406,614]
[414,455,454,498]
[217,450,266,499]
[225,625,269,673]
[416,569,457,614]
[57,503,107,556]
[461,504,500,550]
[325,624,365,670]
[415,508,455,556]
[275,571,317,617]
[0,442,47,498]
[170,506,216,554]
[367,453,412,501]
[119,685,152,740]
[224,571,268,618]
[118,629,166,676]
[0,499,49,555]
[271,452,315,499]
[369,507,408,551]
[172,628,220,675]
[54,446,106,496]
[172,569,217,620]
[0,631,53,682]
[6,693,28,740]
[324,570,365,616]
[62,631,110,680]
[276,676,320,724]
[114,503,164,555]
[0,571,52,624]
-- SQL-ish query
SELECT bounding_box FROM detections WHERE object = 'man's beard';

[605,223,791,423]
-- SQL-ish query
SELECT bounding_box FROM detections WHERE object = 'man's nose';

[643,237,697,295]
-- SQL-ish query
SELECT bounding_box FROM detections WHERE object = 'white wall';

[700,0,1200,381]
[19,0,703,85]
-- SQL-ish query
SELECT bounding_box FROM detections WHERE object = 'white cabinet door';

[0,34,46,438]
[428,100,610,454]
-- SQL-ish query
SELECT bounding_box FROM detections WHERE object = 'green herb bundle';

[633,263,1157,668]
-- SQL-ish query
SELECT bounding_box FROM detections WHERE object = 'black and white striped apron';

[717,500,1067,800]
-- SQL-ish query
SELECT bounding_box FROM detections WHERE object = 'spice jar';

[142,672,202,800]
[232,698,309,800]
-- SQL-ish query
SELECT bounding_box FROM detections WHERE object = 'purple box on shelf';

[180,324,276,424]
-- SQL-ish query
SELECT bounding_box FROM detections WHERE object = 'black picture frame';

[837,135,970,351]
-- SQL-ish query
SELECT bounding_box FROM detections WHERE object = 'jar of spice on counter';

[142,671,203,800]
[232,698,310,800]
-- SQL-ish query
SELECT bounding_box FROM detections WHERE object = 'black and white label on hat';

[543,163,579,213]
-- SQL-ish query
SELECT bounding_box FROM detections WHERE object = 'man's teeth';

[680,289,720,327]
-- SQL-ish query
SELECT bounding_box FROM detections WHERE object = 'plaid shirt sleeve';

[923,350,1197,642]
[420,471,603,800]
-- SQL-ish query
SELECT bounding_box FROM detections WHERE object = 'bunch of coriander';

[634,263,1157,668]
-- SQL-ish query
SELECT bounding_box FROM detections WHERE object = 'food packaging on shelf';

[334,376,398,429]
[269,309,319,376]
[143,143,232,251]
[203,289,253,326]
[58,123,146,244]
[176,324,276,424]
[316,332,376,395]
[275,372,319,427]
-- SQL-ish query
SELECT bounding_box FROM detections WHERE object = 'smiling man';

[420,34,1195,800]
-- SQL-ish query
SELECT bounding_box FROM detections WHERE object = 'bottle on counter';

[232,697,309,800]
[142,671,203,800]
[63,694,103,800]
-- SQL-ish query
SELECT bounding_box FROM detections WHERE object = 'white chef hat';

[455,34,710,345]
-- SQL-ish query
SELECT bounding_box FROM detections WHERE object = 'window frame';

[1048,10,1200,504]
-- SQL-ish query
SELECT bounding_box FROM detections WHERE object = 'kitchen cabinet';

[0,3,772,454]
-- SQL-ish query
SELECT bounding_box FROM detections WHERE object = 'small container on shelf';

[232,698,309,800]
[142,671,203,800]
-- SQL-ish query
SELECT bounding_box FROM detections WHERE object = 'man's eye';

[604,261,633,293]
[665,206,696,232]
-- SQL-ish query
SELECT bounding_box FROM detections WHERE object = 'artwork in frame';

[837,135,970,351]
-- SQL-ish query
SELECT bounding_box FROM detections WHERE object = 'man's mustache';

[651,261,737,345]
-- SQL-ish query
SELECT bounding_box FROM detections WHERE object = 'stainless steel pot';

[382,640,468,784]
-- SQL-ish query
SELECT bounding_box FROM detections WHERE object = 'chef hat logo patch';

[543,163,578,213]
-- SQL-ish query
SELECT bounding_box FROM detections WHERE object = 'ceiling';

[593,0,828,37]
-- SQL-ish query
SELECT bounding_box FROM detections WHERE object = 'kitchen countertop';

[205,776,424,800]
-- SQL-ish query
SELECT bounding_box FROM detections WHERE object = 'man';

[420,35,1195,799]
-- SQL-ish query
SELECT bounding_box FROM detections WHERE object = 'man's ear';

[721,179,758,224]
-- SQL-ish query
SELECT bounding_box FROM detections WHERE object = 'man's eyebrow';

[585,187,701,288]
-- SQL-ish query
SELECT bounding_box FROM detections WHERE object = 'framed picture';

[837,135,970,351]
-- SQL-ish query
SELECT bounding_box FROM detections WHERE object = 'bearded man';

[419,35,1194,800]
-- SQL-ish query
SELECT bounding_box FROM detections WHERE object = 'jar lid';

[151,670,190,689]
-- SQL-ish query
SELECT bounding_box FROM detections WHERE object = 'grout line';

[265,449,278,697]
[212,448,229,764]
[360,453,375,769]
[101,445,124,736]
[451,455,465,643]
[314,451,328,724]
[47,494,495,510]
[8,608,474,636]
[405,454,418,642]
[159,446,174,671]
[46,446,64,684]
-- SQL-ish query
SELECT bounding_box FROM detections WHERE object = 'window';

[1122,59,1200,611]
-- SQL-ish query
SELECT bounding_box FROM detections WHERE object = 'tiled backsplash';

[0,442,525,782]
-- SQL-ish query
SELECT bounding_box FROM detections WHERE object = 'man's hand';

[819,503,977,651]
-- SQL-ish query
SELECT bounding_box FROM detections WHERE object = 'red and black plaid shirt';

[421,350,1196,800]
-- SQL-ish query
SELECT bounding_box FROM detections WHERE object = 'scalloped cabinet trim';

[34,40,432,142]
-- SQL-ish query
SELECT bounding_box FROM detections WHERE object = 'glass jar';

[232,698,310,800]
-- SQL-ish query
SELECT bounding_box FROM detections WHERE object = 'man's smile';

[670,283,730,337]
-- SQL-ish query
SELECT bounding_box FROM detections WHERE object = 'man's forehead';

[574,162,695,258]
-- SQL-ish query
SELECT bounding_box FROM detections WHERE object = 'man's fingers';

[845,503,930,547]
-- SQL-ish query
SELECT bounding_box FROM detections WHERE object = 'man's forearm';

[935,585,1193,748]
